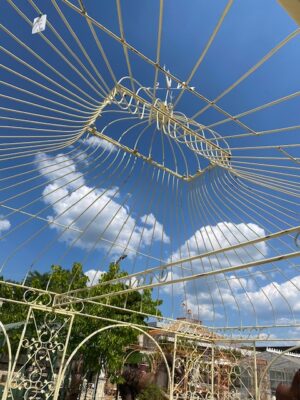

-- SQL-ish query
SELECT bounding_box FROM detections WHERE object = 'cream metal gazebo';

[0,1,300,399]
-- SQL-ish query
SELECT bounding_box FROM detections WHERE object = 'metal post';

[253,341,259,400]
[211,343,215,399]
[170,334,177,400]
[2,306,32,400]
[53,313,74,400]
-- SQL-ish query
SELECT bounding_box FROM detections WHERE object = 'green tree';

[71,262,162,381]
[137,384,164,400]
[0,261,162,399]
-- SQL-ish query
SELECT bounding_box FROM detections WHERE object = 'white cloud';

[0,216,10,234]
[170,221,268,268]
[35,152,84,189]
[161,221,269,321]
[85,269,105,286]
[34,152,300,328]
[73,149,90,167]
[159,222,300,326]
[238,275,300,318]
[83,136,117,153]
[35,153,169,257]
[174,274,300,326]
[183,294,223,320]
[140,213,170,245]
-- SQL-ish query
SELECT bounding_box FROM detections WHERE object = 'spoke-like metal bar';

[88,127,211,181]
[173,0,234,107]
[55,247,300,304]
[192,28,300,119]
[110,82,231,165]
[62,224,300,298]
[60,0,258,136]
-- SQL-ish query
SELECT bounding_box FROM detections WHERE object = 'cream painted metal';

[0,294,260,400]
[0,281,300,399]
[278,0,300,26]
[258,345,300,399]
[0,0,300,399]
[55,324,172,400]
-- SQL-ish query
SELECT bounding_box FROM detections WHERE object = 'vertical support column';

[170,334,177,400]
[253,341,259,400]
[53,313,74,400]
[211,343,215,399]
[2,306,33,400]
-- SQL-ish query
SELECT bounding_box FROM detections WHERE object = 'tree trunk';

[65,355,85,400]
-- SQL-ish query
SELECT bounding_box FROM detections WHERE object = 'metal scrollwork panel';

[172,337,258,400]
[172,337,214,399]
[4,307,73,400]
[23,290,53,308]
[213,345,257,400]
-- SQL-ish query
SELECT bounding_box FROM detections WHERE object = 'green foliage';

[72,262,162,382]
[0,262,162,383]
[137,384,164,400]
[26,262,89,292]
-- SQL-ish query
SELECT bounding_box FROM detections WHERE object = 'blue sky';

[0,0,300,338]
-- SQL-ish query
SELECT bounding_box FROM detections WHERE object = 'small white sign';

[32,14,47,34]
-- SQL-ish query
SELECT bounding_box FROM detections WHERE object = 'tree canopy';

[0,261,162,391]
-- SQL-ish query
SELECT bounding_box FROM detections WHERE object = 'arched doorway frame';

[54,323,173,400]
[123,349,155,372]
[258,345,300,399]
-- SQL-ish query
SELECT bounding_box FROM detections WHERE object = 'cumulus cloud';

[35,152,299,328]
[161,221,274,323]
[117,217,298,328]
[170,221,268,268]
[35,152,85,189]
[237,275,300,319]
[35,153,169,257]
[183,293,223,320]
[83,136,117,153]
[171,272,300,326]
[0,216,11,234]
[85,269,105,286]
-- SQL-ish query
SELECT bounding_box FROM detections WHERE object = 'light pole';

[115,254,127,265]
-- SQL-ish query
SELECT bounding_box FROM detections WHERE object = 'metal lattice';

[1,1,300,399]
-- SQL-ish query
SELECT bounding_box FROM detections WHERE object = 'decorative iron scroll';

[171,336,258,399]
[89,78,231,171]
[4,307,73,400]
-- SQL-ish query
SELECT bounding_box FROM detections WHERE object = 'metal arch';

[122,349,155,373]
[0,5,299,399]
[54,323,173,400]
[258,345,300,400]
[1,305,75,400]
